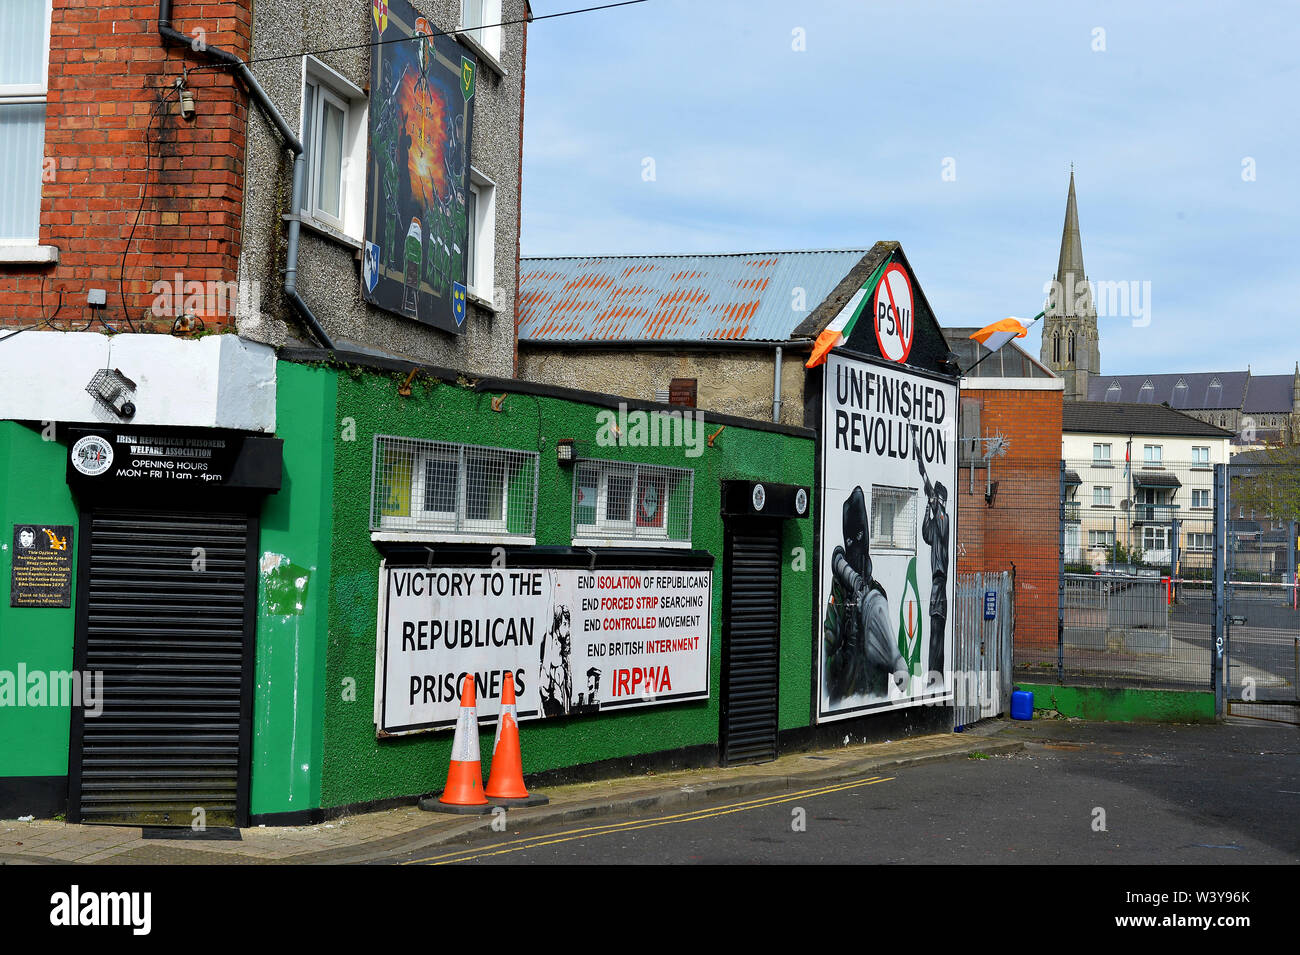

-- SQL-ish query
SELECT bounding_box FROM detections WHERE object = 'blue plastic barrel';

[1010,690,1034,721]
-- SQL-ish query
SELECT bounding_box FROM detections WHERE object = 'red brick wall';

[956,388,1063,650]
[1,1,250,332]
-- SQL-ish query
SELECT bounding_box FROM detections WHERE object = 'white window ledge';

[455,32,507,78]
[0,245,59,264]
[571,537,691,550]
[467,289,495,314]
[371,531,536,547]
[282,213,363,252]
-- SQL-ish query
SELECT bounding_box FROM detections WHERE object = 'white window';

[467,168,496,303]
[1192,446,1210,465]
[1188,533,1212,552]
[371,436,539,540]
[1093,486,1112,506]
[0,0,52,253]
[572,460,693,546]
[1143,444,1162,465]
[1192,488,1210,508]
[1089,530,1115,548]
[461,0,503,63]
[1143,526,1168,552]
[300,58,367,240]
[870,486,917,552]
[1093,443,1112,465]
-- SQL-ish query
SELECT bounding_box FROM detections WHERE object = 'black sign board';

[721,481,811,520]
[65,428,282,494]
[10,524,74,608]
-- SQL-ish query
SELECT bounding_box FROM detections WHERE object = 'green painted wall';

[1018,683,1216,723]
[249,363,336,815]
[0,421,79,779]
[315,365,816,809]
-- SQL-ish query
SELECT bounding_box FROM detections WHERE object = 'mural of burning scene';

[363,0,476,333]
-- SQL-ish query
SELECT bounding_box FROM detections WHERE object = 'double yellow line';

[403,774,895,865]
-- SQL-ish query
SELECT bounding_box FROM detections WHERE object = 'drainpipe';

[771,346,783,422]
[157,0,335,350]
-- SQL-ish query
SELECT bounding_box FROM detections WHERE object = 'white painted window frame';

[467,166,496,304]
[461,0,503,63]
[0,0,54,255]
[299,57,367,241]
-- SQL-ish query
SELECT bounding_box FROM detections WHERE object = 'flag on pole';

[969,316,1032,354]
[805,260,889,368]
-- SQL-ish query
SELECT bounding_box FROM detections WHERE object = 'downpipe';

[157,0,335,350]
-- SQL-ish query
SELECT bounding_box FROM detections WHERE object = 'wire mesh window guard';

[572,459,693,544]
[870,485,917,552]
[371,436,538,537]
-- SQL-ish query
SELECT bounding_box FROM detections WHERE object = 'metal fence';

[1004,458,1300,714]
[1222,458,1300,723]
[952,571,1013,728]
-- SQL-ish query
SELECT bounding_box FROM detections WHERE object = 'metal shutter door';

[74,509,251,827]
[720,528,781,765]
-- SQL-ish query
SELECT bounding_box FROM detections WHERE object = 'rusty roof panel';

[518,250,868,343]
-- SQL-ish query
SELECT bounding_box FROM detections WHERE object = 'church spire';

[1056,168,1086,289]
[1041,168,1100,401]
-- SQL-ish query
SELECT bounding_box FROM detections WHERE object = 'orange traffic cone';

[419,677,491,814]
[485,676,548,806]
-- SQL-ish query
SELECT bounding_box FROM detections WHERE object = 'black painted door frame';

[67,503,260,828]
[719,516,783,766]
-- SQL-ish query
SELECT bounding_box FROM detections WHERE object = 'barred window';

[371,436,538,538]
[572,459,693,545]
[870,486,916,552]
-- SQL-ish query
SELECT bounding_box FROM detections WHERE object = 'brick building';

[2,0,252,330]
[947,328,1064,651]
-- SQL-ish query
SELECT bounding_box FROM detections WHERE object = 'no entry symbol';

[873,263,914,363]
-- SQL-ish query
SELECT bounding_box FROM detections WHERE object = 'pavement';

[0,725,1019,865]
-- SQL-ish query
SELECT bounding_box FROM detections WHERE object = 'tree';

[1232,444,1300,525]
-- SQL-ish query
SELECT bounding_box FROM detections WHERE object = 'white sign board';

[376,565,712,735]
[817,352,958,722]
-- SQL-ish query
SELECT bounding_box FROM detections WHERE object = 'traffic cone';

[485,676,548,806]
[418,677,491,814]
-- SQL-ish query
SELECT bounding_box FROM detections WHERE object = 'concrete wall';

[236,0,526,377]
[519,346,809,428]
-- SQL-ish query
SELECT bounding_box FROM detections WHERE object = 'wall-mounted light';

[556,438,575,467]
[86,368,137,420]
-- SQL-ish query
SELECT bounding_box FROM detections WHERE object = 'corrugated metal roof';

[517,250,869,343]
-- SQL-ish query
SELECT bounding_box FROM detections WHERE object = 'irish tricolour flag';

[968,316,1032,353]
[805,260,889,368]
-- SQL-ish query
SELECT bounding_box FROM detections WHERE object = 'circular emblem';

[752,483,766,512]
[795,487,808,515]
[71,435,114,477]
[872,263,915,364]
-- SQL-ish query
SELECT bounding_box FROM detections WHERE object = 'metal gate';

[953,571,1012,728]
[69,508,257,826]
[719,525,781,765]
[1221,458,1299,723]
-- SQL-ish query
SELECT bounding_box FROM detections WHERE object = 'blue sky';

[518,0,1298,375]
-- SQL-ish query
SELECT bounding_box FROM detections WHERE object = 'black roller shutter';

[70,508,255,827]
[720,526,781,765]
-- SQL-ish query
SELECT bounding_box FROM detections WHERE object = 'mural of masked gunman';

[824,487,907,701]
[917,451,951,688]
[539,605,573,718]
